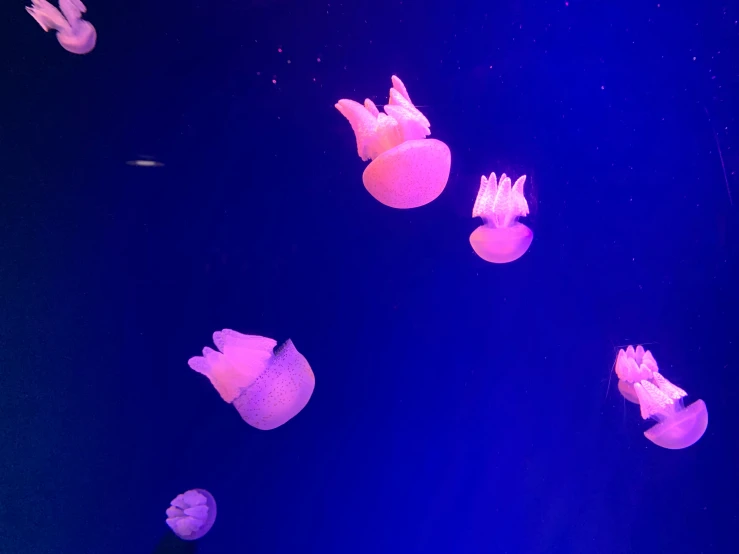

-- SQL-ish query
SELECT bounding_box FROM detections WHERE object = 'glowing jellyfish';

[166,488,217,541]
[615,345,708,449]
[335,75,451,209]
[26,0,96,55]
[188,329,315,430]
[470,172,533,263]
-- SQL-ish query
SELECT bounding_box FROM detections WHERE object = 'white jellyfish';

[166,489,217,541]
[615,345,708,449]
[470,172,533,263]
[188,329,315,431]
[26,0,96,55]
[335,75,452,209]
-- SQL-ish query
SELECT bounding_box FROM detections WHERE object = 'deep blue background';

[1,1,737,552]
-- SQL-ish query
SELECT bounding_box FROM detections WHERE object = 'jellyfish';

[335,75,451,209]
[26,0,96,55]
[188,329,315,431]
[615,345,708,449]
[469,172,533,264]
[166,488,217,541]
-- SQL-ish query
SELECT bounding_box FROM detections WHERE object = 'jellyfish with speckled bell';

[188,329,315,430]
[470,172,533,263]
[166,489,217,541]
[335,75,451,209]
[615,345,708,449]
[26,0,96,55]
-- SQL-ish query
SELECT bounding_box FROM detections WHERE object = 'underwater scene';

[1,1,737,553]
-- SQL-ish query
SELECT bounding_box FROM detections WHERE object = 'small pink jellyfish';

[615,345,708,450]
[188,330,315,431]
[166,488,217,541]
[470,172,533,263]
[335,75,451,209]
[26,0,96,55]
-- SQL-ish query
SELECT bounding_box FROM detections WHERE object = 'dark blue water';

[1,1,737,552]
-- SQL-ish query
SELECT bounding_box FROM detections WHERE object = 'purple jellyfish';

[335,75,451,209]
[188,329,315,430]
[26,0,96,55]
[470,172,533,263]
[166,488,217,541]
[615,345,708,449]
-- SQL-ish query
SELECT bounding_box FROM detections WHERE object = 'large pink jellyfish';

[166,488,217,541]
[188,330,315,431]
[26,0,96,55]
[335,75,451,209]
[615,345,708,449]
[470,172,533,263]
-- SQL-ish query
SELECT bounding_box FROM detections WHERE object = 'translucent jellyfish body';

[166,488,217,541]
[335,75,451,209]
[188,330,315,430]
[470,172,533,263]
[615,345,708,449]
[26,0,96,55]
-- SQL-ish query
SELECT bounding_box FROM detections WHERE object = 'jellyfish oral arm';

[335,75,432,161]
[26,0,69,32]
[614,346,687,420]
[472,173,529,229]
[59,0,87,22]
[188,331,277,403]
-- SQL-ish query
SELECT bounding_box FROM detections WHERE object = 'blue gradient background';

[1,1,737,552]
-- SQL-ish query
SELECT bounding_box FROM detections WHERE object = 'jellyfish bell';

[188,330,315,431]
[361,138,451,209]
[470,172,533,263]
[643,398,708,450]
[469,223,533,264]
[614,345,708,449]
[26,0,97,55]
[55,17,95,54]
[335,75,451,209]
[166,488,217,541]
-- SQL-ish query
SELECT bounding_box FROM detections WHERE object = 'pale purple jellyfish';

[166,488,217,541]
[615,345,708,449]
[26,0,96,55]
[188,330,315,430]
[470,172,533,263]
[335,75,452,209]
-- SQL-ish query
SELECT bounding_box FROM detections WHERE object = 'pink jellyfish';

[615,345,708,449]
[470,172,533,263]
[335,75,451,209]
[166,488,217,541]
[188,330,315,431]
[26,0,96,55]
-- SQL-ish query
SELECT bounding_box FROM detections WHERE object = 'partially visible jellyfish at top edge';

[335,75,452,209]
[26,0,96,55]
[188,329,315,431]
[166,489,217,541]
[470,172,533,263]
[615,345,708,449]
